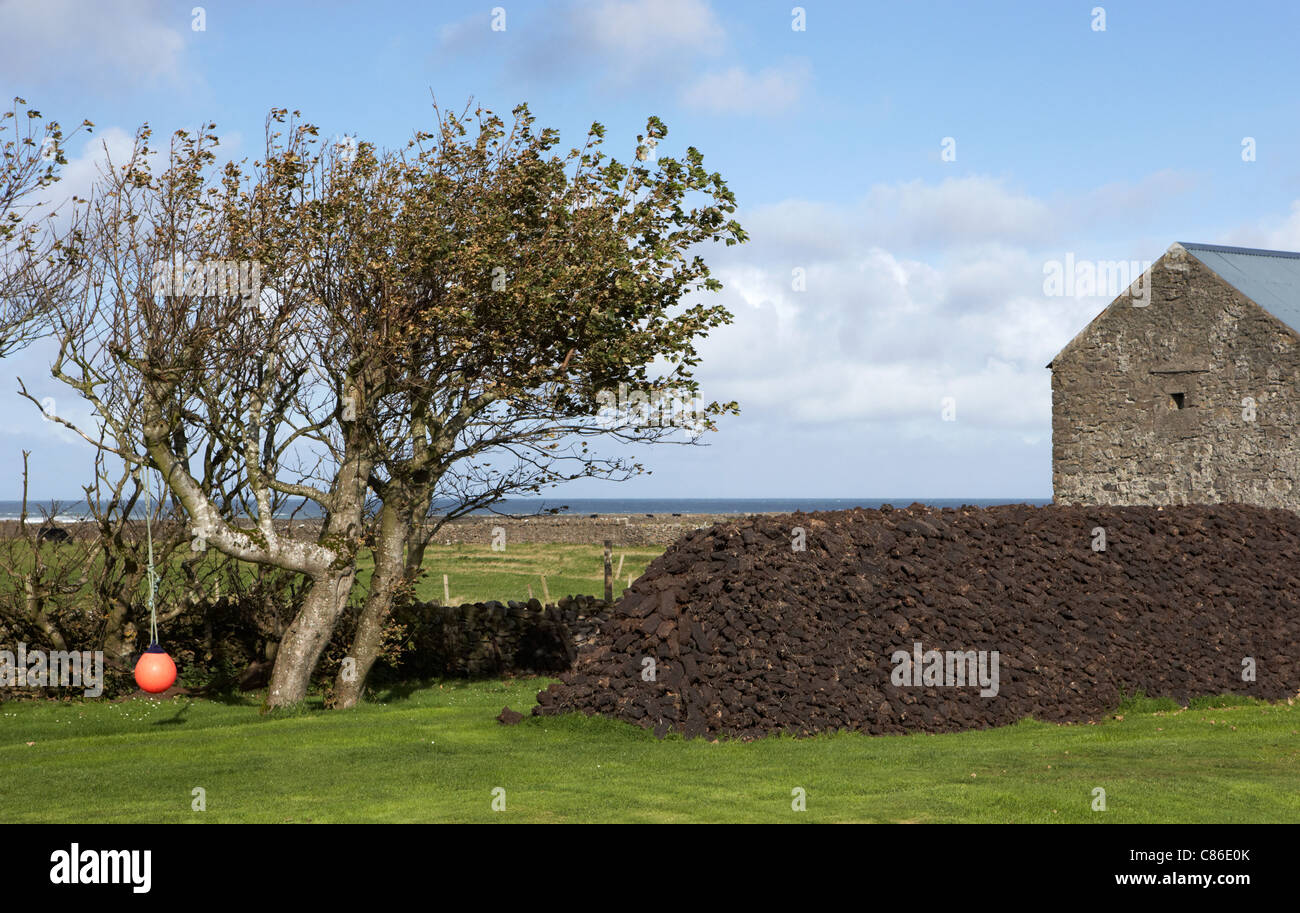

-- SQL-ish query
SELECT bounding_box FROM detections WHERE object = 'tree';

[0,98,91,355]
[329,103,745,706]
[38,114,381,707]
[37,103,745,709]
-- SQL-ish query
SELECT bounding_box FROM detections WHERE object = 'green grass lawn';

[2,682,1296,823]
[4,540,1298,822]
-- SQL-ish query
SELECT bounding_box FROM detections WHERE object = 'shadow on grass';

[370,680,427,704]
[152,700,193,726]
[368,675,547,705]
[193,689,264,708]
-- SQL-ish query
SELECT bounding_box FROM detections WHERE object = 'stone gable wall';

[1051,245,1300,509]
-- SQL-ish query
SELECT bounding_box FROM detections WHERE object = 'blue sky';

[2,0,1299,500]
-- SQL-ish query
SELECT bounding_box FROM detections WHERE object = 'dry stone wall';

[421,514,738,547]
[390,594,610,678]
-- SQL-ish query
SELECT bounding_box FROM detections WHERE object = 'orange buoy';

[134,644,177,693]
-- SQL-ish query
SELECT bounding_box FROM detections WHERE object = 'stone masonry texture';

[1051,244,1300,508]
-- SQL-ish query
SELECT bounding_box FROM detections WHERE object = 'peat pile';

[533,503,1300,739]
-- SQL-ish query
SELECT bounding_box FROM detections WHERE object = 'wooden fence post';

[604,539,613,604]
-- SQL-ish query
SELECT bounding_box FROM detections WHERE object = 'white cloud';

[16,127,143,237]
[438,0,809,112]
[1263,200,1300,251]
[51,128,138,195]
[686,176,1164,437]
[724,177,1058,261]
[863,177,1054,248]
[699,251,1065,432]
[440,0,725,84]
[33,124,241,224]
[584,0,724,65]
[1074,170,1198,221]
[1174,197,1300,254]
[682,59,812,114]
[0,0,188,87]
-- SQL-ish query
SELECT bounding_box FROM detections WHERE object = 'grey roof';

[1179,242,1300,334]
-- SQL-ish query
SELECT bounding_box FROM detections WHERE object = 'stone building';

[1049,242,1300,509]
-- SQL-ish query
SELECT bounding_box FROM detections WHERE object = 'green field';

[359,542,664,605]
[0,540,663,606]
[1,682,1296,823]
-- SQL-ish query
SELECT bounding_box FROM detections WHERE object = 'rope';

[142,467,159,646]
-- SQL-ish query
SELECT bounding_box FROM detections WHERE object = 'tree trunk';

[258,424,373,708]
[266,566,354,708]
[332,498,412,708]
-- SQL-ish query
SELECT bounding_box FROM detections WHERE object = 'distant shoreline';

[0,496,1053,524]
[0,502,1055,547]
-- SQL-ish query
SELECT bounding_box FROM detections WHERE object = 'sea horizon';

[0,496,1054,522]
